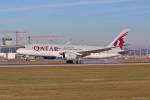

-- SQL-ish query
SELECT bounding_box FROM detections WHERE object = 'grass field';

[0,64,150,100]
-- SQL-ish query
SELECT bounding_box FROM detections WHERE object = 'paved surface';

[0,63,149,67]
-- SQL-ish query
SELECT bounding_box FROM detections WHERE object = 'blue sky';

[0,0,149,46]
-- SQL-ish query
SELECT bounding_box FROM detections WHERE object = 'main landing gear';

[66,60,82,64]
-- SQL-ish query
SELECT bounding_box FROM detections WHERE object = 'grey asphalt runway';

[0,63,149,67]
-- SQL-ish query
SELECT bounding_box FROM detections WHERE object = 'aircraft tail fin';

[108,29,129,49]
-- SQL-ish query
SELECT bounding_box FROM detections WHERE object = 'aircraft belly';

[84,53,120,59]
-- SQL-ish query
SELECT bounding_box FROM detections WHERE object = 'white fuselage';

[17,44,122,59]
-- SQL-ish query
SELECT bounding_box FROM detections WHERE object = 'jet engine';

[62,52,77,60]
[62,52,81,64]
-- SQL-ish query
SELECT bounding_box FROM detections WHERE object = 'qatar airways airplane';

[17,29,129,63]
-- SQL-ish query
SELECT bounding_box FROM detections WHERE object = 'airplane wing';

[78,46,116,57]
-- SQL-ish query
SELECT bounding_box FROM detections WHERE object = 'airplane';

[16,29,129,64]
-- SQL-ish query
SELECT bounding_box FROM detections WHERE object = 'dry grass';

[0,64,150,100]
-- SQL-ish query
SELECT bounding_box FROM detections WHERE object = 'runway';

[0,63,149,67]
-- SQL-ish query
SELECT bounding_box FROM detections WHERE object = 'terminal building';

[0,45,24,59]
[0,37,24,59]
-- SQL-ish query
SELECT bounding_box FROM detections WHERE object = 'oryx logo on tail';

[113,31,128,49]
[108,29,129,49]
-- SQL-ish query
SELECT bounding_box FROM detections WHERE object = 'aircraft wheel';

[66,60,74,64]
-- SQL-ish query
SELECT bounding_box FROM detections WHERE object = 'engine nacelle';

[62,52,78,60]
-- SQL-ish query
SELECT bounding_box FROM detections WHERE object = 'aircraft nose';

[16,48,24,54]
[16,49,21,54]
